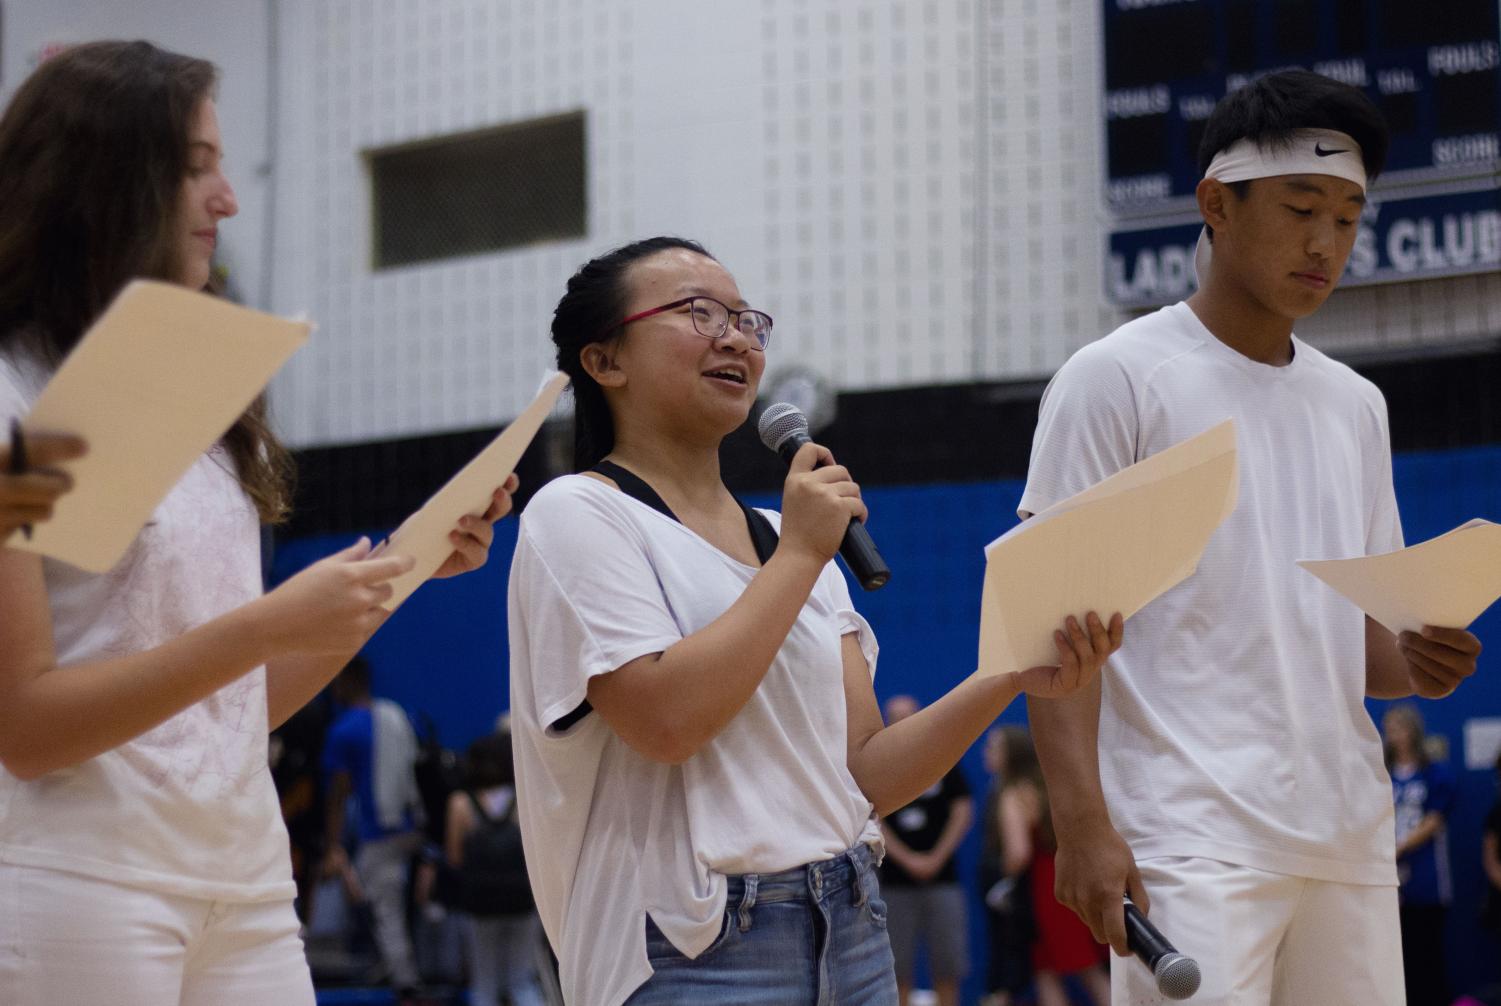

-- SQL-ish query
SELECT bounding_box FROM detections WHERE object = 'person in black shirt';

[880,695,974,1006]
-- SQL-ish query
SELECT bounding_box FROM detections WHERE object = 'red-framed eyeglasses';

[604,296,773,350]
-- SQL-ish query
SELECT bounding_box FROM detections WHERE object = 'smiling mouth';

[703,369,747,385]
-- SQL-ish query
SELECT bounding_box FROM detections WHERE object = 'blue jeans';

[463,913,546,1006]
[625,844,897,1006]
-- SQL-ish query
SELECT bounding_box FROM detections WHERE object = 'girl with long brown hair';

[0,41,514,1005]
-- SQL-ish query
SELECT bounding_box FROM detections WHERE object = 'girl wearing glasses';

[0,42,513,1005]
[509,236,1123,1005]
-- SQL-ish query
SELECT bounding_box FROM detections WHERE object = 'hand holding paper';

[1298,520,1497,700]
[426,472,521,579]
[380,371,569,610]
[258,537,416,656]
[977,420,1239,677]
[1393,624,1481,700]
[1011,611,1126,698]
[1,429,86,544]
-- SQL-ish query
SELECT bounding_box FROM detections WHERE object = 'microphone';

[757,403,890,591]
[1124,895,1201,1000]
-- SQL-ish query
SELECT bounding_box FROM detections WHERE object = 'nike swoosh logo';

[1314,144,1349,156]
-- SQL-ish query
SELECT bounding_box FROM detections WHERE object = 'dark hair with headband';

[550,236,715,471]
[1198,69,1390,184]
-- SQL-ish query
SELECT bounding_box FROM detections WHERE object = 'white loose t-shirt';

[1019,302,1403,886]
[0,353,293,903]
[509,475,882,1006]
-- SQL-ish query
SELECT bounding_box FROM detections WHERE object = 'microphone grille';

[758,402,809,452]
[1154,953,1202,1000]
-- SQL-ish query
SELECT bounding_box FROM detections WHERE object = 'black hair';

[551,236,715,471]
[1199,70,1389,240]
[463,731,515,791]
[334,656,372,696]
[1199,69,1389,179]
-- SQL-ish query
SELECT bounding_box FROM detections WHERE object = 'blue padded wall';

[274,443,1501,1001]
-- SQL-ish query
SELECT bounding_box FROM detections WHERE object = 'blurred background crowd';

[274,666,1501,1005]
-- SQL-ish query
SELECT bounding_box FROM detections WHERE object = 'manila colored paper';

[16,280,309,573]
[977,420,1238,676]
[381,371,570,610]
[1299,519,1501,635]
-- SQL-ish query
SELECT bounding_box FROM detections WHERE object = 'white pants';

[0,863,314,1006]
[1111,856,1404,1006]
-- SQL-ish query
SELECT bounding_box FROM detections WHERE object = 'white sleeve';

[1362,389,1404,555]
[824,562,879,681]
[508,486,685,733]
[1017,343,1139,519]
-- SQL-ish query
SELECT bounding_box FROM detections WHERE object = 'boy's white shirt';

[1021,301,1402,885]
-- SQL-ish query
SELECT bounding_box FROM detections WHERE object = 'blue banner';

[1107,185,1501,307]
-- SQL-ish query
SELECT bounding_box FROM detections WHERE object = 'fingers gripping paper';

[977,421,1239,676]
[16,280,310,573]
[1299,519,1501,635]
[380,371,569,611]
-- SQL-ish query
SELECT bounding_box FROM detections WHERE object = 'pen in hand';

[8,417,31,540]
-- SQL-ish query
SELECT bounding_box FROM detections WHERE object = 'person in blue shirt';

[1384,704,1456,1006]
[323,657,424,1004]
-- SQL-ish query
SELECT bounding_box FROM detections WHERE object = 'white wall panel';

[1299,271,1501,356]
[1,0,273,307]
[978,0,1128,381]
[3,2,1492,449]
[268,0,985,446]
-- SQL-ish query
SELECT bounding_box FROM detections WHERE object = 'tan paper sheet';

[977,420,1238,676]
[1299,519,1501,635]
[15,280,309,572]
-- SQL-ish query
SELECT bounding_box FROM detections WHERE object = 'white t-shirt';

[1019,302,1403,886]
[0,353,293,903]
[509,474,882,1006]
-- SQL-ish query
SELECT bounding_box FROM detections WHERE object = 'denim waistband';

[722,843,879,915]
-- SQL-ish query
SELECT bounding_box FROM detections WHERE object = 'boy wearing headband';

[1019,70,1480,1003]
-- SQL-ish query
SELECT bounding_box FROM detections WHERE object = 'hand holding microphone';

[1124,894,1201,1000]
[758,403,890,590]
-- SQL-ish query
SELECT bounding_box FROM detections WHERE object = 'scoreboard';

[1103,0,1501,304]
[1104,0,1500,210]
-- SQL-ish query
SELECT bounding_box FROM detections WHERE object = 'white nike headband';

[1194,128,1368,284]
[1205,128,1367,192]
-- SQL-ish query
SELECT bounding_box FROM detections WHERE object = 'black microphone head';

[1154,953,1202,1000]
[758,402,809,454]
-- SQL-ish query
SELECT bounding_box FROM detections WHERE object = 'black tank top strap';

[589,460,780,566]
[591,459,678,522]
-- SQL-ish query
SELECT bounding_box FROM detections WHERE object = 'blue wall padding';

[274,443,1501,1000]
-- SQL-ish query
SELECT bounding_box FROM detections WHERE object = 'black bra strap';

[590,460,779,566]
[592,460,679,523]
[738,500,780,566]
